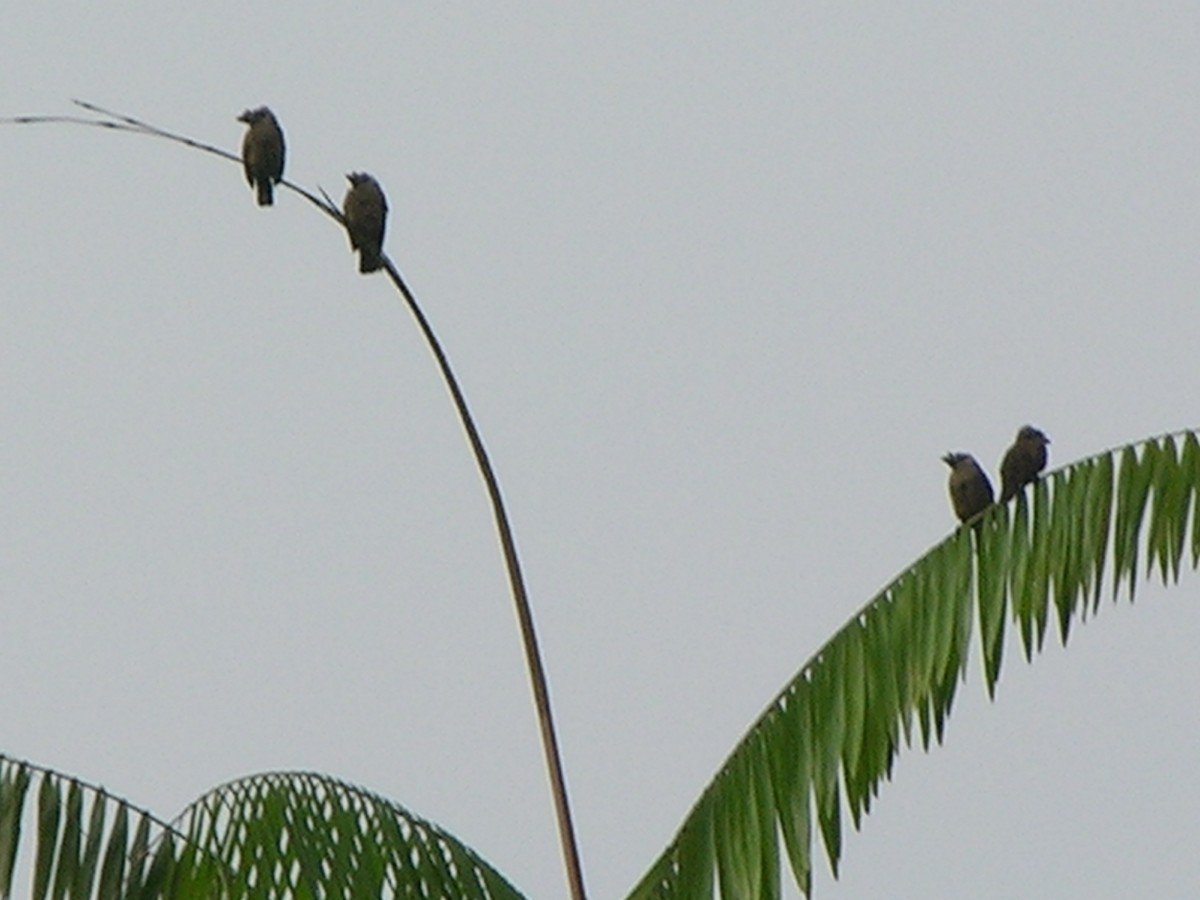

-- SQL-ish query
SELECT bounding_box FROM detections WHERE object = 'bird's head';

[1017,425,1050,446]
[237,107,270,125]
[942,452,970,468]
[345,172,371,187]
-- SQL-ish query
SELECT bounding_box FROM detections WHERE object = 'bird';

[943,452,994,524]
[999,425,1050,503]
[237,107,285,206]
[342,172,388,273]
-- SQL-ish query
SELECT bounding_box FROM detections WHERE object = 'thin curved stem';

[4,100,588,900]
[380,258,587,900]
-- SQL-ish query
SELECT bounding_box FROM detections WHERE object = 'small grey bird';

[999,425,1051,502]
[943,452,994,524]
[342,172,388,273]
[237,107,285,206]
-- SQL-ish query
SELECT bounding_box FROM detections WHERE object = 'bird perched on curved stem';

[342,172,388,274]
[999,425,1051,502]
[237,106,285,206]
[943,452,994,524]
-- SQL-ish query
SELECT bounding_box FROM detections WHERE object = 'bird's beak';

[236,112,249,123]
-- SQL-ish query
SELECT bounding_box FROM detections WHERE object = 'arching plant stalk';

[3,100,587,900]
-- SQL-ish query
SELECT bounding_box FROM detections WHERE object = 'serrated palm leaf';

[626,429,1200,899]
[0,756,215,900]
[171,771,525,900]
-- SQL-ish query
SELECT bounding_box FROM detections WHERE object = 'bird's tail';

[359,250,382,273]
[257,180,274,206]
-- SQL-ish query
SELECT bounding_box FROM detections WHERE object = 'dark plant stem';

[381,261,587,900]
[5,101,588,899]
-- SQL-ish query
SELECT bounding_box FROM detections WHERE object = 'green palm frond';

[629,429,1200,899]
[0,754,222,900]
[1,757,523,899]
[170,771,526,900]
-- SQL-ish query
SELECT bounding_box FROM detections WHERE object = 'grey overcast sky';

[3,4,1199,898]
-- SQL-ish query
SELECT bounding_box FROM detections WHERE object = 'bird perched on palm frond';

[999,425,1051,502]
[237,106,285,206]
[943,452,994,524]
[342,172,388,274]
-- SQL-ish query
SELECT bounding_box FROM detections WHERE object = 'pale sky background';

[3,4,1199,898]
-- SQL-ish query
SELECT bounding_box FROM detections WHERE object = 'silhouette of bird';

[943,452,994,524]
[999,425,1051,502]
[342,172,388,273]
[237,107,285,206]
